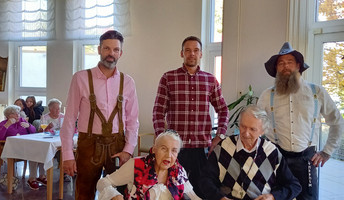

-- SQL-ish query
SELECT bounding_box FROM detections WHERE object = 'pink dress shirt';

[60,66,139,161]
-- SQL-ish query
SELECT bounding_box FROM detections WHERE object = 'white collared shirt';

[258,77,344,154]
[237,135,261,153]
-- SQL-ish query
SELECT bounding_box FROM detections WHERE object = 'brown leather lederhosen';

[77,69,125,166]
[75,69,126,200]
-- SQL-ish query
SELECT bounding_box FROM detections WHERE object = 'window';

[202,0,224,129]
[65,0,131,40]
[316,0,344,22]
[83,44,99,70]
[0,0,55,41]
[211,0,223,43]
[14,42,47,105]
[73,41,99,72]
[296,0,344,198]
[20,46,47,88]
[69,0,130,72]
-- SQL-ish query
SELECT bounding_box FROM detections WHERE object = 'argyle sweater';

[200,135,301,200]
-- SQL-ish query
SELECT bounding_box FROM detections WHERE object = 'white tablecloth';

[1,133,78,170]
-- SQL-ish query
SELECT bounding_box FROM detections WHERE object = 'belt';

[277,145,316,158]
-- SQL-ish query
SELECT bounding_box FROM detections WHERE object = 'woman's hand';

[4,118,16,128]
[20,122,30,128]
[254,194,275,200]
[46,122,54,131]
[111,195,124,200]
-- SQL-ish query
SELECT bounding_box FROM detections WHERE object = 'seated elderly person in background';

[39,98,71,182]
[14,98,29,120]
[199,105,301,200]
[40,98,64,133]
[0,105,36,140]
[97,130,201,200]
[27,98,66,189]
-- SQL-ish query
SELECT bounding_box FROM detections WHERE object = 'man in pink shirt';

[60,30,139,199]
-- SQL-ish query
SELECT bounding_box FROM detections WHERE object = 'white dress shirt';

[258,77,344,155]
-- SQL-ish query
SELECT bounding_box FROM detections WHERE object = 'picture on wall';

[0,57,8,92]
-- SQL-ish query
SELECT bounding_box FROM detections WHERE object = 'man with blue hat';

[257,42,344,200]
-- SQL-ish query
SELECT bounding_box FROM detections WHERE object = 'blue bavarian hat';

[264,42,310,77]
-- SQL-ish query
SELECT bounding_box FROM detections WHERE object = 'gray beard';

[101,60,117,69]
[275,71,300,95]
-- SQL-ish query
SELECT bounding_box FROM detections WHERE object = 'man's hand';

[311,151,330,167]
[111,195,124,200]
[63,159,77,176]
[208,136,222,156]
[112,151,131,166]
[254,194,275,200]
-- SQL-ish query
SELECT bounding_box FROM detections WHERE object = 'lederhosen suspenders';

[270,83,318,191]
[87,69,124,136]
[86,69,125,165]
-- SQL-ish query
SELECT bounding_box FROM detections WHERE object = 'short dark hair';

[99,30,124,46]
[181,36,202,51]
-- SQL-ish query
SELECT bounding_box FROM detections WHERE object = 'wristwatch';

[216,133,226,140]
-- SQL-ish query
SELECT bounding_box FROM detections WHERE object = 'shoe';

[37,177,47,186]
[27,180,39,190]
[63,174,71,182]
[0,174,19,190]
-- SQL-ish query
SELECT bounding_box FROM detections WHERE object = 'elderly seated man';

[199,105,301,200]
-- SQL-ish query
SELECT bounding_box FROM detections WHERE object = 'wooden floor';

[0,158,342,200]
[0,159,76,200]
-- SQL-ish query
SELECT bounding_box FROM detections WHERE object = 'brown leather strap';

[108,72,124,134]
[87,69,125,136]
[87,69,96,134]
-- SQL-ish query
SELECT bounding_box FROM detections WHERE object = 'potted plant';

[227,85,259,134]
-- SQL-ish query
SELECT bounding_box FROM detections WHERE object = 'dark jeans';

[75,132,125,200]
[178,148,207,199]
[279,146,318,200]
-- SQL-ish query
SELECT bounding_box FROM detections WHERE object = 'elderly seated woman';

[39,98,64,133]
[27,98,66,190]
[96,130,201,200]
[0,105,36,140]
[199,105,301,200]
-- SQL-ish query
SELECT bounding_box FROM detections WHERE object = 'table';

[1,133,78,200]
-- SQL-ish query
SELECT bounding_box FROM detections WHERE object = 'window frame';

[12,41,47,101]
[202,0,223,128]
[73,40,99,73]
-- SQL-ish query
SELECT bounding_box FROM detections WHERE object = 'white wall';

[222,0,288,104]
[120,0,202,133]
[0,0,289,135]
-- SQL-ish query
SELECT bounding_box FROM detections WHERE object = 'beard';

[275,70,301,95]
[100,55,118,69]
[184,57,199,68]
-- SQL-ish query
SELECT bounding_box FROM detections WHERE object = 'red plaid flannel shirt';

[153,65,229,148]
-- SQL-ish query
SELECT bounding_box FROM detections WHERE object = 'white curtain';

[0,0,55,41]
[65,0,131,40]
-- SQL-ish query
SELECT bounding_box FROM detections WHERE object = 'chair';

[137,133,155,156]
[0,140,27,179]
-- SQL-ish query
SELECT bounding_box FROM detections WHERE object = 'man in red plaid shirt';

[153,36,229,198]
